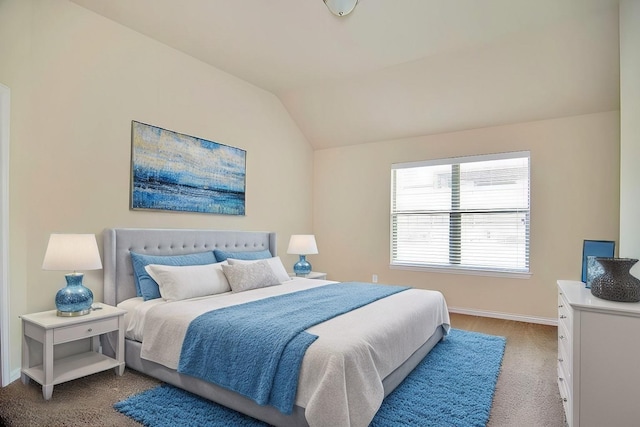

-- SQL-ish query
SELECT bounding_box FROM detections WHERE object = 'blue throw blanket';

[178,282,409,414]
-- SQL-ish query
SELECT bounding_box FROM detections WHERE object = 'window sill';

[390,263,531,279]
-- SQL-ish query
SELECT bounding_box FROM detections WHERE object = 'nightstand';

[289,271,327,280]
[20,304,126,400]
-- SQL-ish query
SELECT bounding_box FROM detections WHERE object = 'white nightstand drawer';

[53,317,118,344]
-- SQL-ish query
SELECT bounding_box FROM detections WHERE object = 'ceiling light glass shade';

[43,234,102,316]
[323,0,359,16]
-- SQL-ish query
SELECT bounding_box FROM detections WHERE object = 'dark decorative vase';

[590,258,640,302]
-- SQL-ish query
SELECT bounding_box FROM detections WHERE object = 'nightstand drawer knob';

[87,328,93,332]
[560,315,567,319]
[558,304,564,308]
[558,358,564,362]
[559,335,565,340]
[559,377,564,382]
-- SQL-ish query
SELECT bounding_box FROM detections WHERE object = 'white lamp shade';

[42,234,103,271]
[287,235,319,255]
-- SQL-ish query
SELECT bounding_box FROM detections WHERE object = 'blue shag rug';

[114,328,506,427]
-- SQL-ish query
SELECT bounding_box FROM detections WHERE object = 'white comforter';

[120,278,450,427]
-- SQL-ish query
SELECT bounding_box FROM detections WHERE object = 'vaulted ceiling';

[70,0,620,149]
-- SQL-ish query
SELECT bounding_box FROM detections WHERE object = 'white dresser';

[557,280,640,427]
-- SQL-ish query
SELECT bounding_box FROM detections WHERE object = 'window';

[391,151,530,276]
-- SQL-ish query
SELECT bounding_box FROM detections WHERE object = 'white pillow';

[227,256,291,283]
[221,261,280,293]
[144,261,230,302]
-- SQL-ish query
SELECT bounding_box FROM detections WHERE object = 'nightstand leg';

[42,384,53,400]
[21,327,30,385]
[115,319,125,376]
[115,364,125,376]
[43,329,54,400]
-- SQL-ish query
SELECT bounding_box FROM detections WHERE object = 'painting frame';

[581,239,615,285]
[130,121,246,215]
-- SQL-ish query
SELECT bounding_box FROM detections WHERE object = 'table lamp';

[42,233,102,316]
[287,235,318,276]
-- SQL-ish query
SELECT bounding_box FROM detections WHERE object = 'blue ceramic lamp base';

[56,273,94,317]
[293,255,312,276]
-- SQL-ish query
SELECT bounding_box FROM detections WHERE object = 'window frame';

[390,151,531,279]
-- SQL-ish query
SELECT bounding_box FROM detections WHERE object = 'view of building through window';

[391,152,530,274]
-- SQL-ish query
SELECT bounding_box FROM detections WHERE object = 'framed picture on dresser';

[581,239,615,285]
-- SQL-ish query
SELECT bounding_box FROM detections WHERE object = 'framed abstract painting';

[130,121,246,215]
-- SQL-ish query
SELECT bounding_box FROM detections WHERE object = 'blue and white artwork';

[131,121,246,215]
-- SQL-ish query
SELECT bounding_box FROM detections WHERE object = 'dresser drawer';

[558,352,572,396]
[558,292,573,327]
[558,362,572,399]
[53,317,119,344]
[558,356,573,426]
[557,320,572,372]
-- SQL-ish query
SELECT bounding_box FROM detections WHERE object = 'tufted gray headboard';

[103,228,277,306]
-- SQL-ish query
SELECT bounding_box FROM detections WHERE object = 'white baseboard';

[448,306,557,326]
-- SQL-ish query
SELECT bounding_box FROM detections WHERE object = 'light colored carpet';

[456,314,565,427]
[0,314,564,426]
[0,369,159,426]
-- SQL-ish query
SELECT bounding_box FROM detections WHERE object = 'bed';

[102,228,450,427]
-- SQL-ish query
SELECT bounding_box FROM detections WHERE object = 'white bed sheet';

[119,278,450,427]
[118,292,233,342]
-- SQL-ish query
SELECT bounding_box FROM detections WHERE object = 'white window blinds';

[391,151,530,274]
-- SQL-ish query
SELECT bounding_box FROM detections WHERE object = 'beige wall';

[0,0,313,378]
[313,111,620,321]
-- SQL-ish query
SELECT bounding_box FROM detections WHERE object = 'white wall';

[619,0,640,267]
[0,0,313,379]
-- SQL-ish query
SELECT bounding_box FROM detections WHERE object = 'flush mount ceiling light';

[323,0,359,16]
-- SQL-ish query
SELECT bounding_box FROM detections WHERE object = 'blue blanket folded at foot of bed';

[178,282,409,413]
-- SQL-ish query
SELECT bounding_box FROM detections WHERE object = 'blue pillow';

[130,251,217,301]
[213,249,273,262]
